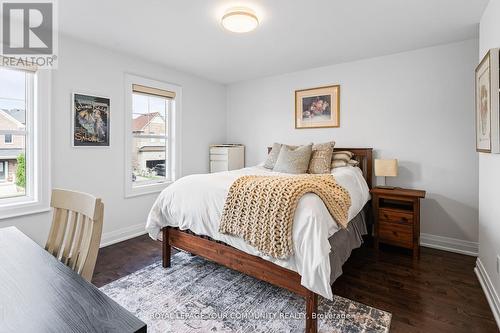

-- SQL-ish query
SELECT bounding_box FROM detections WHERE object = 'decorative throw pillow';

[263,143,282,169]
[331,160,348,168]
[331,151,353,168]
[308,141,335,174]
[264,143,298,169]
[348,159,360,167]
[273,144,313,174]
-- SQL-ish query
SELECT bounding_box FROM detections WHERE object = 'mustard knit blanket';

[219,174,351,259]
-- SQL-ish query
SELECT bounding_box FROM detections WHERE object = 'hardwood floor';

[92,234,164,288]
[93,235,498,333]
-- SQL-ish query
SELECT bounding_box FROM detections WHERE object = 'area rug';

[100,252,391,333]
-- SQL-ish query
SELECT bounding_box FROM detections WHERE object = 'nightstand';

[209,144,245,173]
[370,187,426,259]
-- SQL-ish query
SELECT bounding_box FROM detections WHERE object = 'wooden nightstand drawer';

[378,208,413,226]
[379,222,413,248]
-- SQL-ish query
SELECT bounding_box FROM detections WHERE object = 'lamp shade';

[374,159,398,177]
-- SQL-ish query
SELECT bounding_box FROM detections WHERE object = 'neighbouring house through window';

[125,74,181,197]
[0,60,50,219]
[132,85,171,185]
[0,67,28,196]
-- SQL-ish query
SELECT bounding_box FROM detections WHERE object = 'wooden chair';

[45,189,104,282]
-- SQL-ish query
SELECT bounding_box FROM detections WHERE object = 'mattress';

[146,165,370,300]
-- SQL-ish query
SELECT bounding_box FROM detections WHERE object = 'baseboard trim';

[100,223,147,248]
[475,258,500,328]
[420,233,478,256]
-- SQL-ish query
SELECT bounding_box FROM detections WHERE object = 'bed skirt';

[328,208,368,284]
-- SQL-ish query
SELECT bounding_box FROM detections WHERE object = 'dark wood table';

[0,226,146,333]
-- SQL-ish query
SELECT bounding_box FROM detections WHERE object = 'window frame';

[0,68,51,219]
[124,74,181,198]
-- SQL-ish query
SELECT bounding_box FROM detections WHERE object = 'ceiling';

[59,0,489,84]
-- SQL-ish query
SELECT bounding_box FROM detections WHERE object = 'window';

[124,75,181,197]
[4,134,12,144]
[0,61,50,218]
[0,67,30,198]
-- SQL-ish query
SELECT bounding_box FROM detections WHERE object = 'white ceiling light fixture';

[221,7,259,33]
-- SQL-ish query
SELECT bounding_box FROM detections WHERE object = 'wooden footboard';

[162,227,318,333]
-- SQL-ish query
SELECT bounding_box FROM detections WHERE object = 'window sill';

[125,181,172,198]
[0,199,50,220]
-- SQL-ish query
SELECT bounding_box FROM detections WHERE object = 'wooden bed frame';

[162,147,373,333]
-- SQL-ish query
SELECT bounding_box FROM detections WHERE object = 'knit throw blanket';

[219,174,351,259]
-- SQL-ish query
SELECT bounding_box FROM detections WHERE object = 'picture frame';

[475,51,492,153]
[295,85,340,129]
[72,93,110,147]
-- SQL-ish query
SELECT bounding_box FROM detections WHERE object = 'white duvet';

[146,165,370,300]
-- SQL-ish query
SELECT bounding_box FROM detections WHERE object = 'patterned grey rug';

[100,252,391,333]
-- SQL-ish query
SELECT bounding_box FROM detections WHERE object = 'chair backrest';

[45,189,104,282]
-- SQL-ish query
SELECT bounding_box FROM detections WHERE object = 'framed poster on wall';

[72,93,110,147]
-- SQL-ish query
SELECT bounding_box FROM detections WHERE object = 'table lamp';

[374,159,398,189]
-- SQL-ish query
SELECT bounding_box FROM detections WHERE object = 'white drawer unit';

[209,144,245,173]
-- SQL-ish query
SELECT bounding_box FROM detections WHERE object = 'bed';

[146,147,373,333]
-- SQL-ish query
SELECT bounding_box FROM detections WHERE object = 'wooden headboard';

[267,147,373,188]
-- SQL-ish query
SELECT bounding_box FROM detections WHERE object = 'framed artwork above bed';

[295,85,340,129]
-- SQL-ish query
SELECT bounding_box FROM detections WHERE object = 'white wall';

[477,0,500,326]
[0,35,226,246]
[0,33,483,261]
[227,39,479,249]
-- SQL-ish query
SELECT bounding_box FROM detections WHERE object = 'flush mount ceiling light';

[221,7,259,33]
